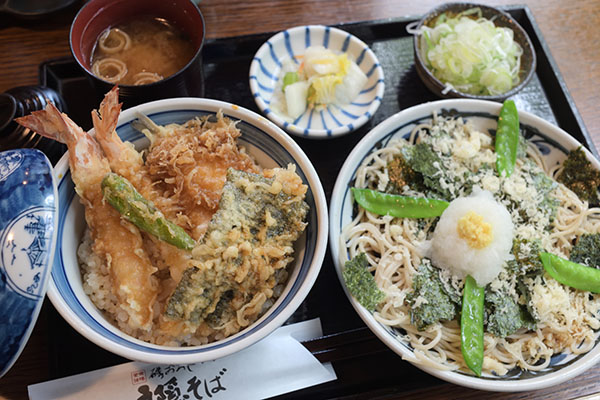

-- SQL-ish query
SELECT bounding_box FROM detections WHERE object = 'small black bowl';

[412,3,536,101]
[70,0,205,109]
[0,86,67,163]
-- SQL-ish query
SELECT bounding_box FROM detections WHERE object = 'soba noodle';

[341,113,600,376]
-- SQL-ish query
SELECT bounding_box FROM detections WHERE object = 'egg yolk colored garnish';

[457,211,493,249]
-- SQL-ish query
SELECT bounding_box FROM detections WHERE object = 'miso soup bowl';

[70,0,205,109]
[48,97,328,364]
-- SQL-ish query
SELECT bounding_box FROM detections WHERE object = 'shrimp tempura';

[16,102,158,331]
[92,87,192,284]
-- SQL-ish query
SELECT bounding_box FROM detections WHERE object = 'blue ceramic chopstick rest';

[0,148,58,378]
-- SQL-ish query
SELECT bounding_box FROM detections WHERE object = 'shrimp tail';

[92,86,125,161]
[93,86,147,173]
[15,102,107,183]
[15,102,75,147]
[93,85,121,133]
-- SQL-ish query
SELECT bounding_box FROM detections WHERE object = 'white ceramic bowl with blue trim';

[329,99,600,391]
[49,98,328,364]
[249,25,385,139]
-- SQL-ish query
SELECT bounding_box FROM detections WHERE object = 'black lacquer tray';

[38,6,594,399]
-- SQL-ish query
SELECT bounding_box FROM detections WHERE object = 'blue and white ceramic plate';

[48,98,328,364]
[329,99,600,392]
[0,149,57,378]
[250,25,385,139]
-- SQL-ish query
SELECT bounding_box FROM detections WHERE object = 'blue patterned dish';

[250,25,385,138]
[0,149,57,378]
[329,99,600,391]
[48,98,328,364]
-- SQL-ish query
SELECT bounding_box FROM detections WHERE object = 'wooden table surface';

[1,0,599,399]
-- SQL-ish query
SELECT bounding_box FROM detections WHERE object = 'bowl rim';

[411,2,537,100]
[329,98,600,391]
[249,24,385,139]
[47,97,329,364]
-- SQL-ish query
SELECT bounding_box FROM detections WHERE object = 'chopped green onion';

[420,8,523,96]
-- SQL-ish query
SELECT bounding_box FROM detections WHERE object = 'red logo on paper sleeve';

[132,370,147,385]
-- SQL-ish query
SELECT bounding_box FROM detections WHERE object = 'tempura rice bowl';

[48,98,328,364]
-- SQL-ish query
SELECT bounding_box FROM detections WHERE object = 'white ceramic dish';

[49,98,328,364]
[249,25,385,139]
[329,98,600,391]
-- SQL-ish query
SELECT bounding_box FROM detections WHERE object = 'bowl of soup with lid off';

[70,0,205,108]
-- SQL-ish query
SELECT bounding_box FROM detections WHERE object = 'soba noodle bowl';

[342,113,600,376]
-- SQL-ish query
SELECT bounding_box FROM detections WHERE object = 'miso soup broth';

[90,15,196,86]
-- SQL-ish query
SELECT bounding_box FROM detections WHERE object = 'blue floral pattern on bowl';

[250,25,385,138]
[0,148,57,378]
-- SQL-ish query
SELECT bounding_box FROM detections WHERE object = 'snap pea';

[461,275,485,376]
[101,172,196,251]
[495,99,520,178]
[351,188,449,218]
[540,252,600,293]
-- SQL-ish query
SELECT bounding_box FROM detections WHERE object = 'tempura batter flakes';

[165,166,309,330]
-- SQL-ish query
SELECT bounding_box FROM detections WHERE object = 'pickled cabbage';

[275,46,367,119]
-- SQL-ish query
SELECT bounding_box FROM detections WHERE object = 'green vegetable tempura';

[342,253,385,312]
[485,289,535,338]
[570,234,600,267]
[402,142,451,200]
[557,147,600,206]
[101,172,196,251]
[408,260,457,330]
